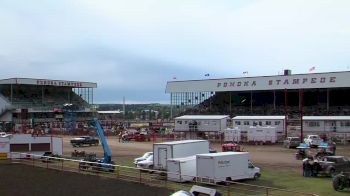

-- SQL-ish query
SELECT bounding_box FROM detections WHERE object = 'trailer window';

[340,121,350,127]
[308,121,320,127]
[177,121,182,125]
[275,121,280,126]
[266,121,271,125]
[235,121,241,125]
[243,121,250,125]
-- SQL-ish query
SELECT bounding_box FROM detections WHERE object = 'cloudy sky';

[0,0,349,104]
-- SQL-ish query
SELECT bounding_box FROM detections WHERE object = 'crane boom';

[92,117,112,163]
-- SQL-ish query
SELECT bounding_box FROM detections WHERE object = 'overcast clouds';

[0,0,349,103]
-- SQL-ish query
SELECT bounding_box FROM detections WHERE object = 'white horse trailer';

[224,128,241,143]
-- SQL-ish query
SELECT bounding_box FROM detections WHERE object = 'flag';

[309,66,315,72]
[204,73,210,77]
[172,76,177,80]
[243,71,248,75]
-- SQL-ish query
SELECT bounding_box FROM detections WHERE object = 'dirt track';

[63,136,350,171]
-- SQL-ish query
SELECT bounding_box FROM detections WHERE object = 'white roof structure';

[97,110,122,114]
[154,140,207,145]
[175,115,230,120]
[197,151,248,157]
[303,116,350,120]
[0,78,97,88]
[232,116,285,120]
[166,71,350,93]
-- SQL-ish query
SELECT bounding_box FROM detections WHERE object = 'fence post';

[139,170,142,183]
[227,184,230,196]
[266,188,269,196]
[116,165,119,179]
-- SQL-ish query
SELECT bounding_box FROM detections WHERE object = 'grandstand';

[0,78,97,133]
[166,70,350,138]
[166,70,350,117]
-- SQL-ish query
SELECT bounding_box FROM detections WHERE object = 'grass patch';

[246,168,350,196]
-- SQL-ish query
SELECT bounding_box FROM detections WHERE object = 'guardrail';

[9,152,318,196]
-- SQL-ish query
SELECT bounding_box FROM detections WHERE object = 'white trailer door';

[198,157,214,179]
[158,148,167,169]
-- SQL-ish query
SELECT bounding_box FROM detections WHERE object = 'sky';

[0,0,349,104]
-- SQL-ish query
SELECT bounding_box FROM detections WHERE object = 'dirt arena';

[62,136,350,171]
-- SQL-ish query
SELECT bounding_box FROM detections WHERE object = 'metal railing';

[8,152,318,196]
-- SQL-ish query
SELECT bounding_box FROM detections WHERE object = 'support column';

[273,90,276,110]
[284,89,288,138]
[250,91,253,113]
[300,89,304,143]
[327,88,329,113]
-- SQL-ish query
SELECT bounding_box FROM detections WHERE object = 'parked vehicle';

[134,152,153,165]
[136,155,154,169]
[283,137,301,148]
[70,136,99,147]
[167,156,196,182]
[304,135,322,147]
[153,140,209,170]
[222,143,243,152]
[318,156,350,177]
[333,172,350,191]
[196,152,260,184]
[295,143,310,160]
[41,151,62,163]
[171,185,222,196]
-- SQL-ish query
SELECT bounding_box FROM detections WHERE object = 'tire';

[333,175,344,191]
[253,173,261,180]
[329,168,336,177]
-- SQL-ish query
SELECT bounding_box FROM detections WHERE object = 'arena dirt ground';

[2,136,350,196]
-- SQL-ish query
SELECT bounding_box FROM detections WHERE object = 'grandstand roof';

[166,71,350,93]
[232,116,286,120]
[0,78,97,88]
[175,115,230,120]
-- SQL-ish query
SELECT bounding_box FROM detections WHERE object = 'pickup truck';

[70,136,99,147]
[304,135,322,147]
[318,156,350,177]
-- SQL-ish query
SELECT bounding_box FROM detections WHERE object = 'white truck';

[304,135,323,147]
[167,156,196,182]
[224,128,241,143]
[153,140,209,170]
[247,126,277,144]
[196,152,260,184]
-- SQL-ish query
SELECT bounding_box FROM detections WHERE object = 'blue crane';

[79,118,115,172]
[91,117,112,164]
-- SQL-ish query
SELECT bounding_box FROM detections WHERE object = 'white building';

[174,115,230,132]
[303,116,350,133]
[232,116,285,132]
[0,134,63,159]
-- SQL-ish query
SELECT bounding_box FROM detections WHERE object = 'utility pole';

[123,96,126,119]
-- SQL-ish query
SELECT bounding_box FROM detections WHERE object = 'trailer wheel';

[253,173,260,180]
[333,175,344,191]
